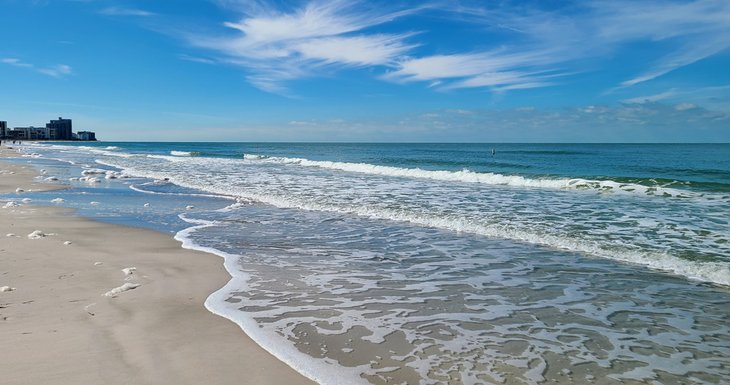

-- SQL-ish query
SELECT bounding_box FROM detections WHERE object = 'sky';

[1,0,729,142]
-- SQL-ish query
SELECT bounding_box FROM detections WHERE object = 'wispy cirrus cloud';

[1,58,33,68]
[188,0,420,94]
[99,6,154,17]
[1,58,72,78]
[37,64,73,77]
[589,0,730,86]
[382,0,730,93]
[622,84,730,110]
[382,50,568,91]
[180,0,729,95]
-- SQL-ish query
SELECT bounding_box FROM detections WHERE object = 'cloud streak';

[180,0,730,95]
[387,0,730,92]
[99,6,154,17]
[1,58,72,78]
[383,50,567,91]
[622,84,730,110]
[189,0,419,94]
[592,0,730,87]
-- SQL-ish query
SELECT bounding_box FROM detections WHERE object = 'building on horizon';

[46,117,72,140]
[76,131,96,141]
[9,126,51,140]
[2,117,97,141]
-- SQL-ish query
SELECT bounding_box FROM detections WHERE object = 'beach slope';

[0,151,314,385]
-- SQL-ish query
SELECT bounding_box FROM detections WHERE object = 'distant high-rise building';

[12,126,49,140]
[46,117,72,140]
[77,131,96,141]
[0,121,6,139]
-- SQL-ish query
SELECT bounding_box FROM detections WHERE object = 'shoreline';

[0,147,315,385]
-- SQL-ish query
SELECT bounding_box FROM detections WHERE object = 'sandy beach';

[0,147,314,385]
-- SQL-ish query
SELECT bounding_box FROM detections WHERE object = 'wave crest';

[243,154,695,197]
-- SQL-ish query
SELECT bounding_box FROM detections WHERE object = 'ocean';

[5,142,729,385]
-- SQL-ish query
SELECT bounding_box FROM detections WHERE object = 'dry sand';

[0,147,315,385]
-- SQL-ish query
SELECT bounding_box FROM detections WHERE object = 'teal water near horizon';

[65,141,730,189]
[5,142,729,385]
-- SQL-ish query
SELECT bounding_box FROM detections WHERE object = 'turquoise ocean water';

[5,142,729,385]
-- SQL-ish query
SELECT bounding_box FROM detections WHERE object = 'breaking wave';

[242,154,699,198]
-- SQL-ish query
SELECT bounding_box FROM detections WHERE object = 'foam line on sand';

[0,152,315,385]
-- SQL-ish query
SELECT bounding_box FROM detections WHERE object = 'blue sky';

[1,0,729,142]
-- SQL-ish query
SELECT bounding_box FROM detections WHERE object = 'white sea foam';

[176,209,730,385]
[243,154,267,160]
[173,215,365,385]
[82,168,108,175]
[105,161,730,286]
[27,230,47,239]
[261,195,729,286]
[103,282,140,297]
[125,181,235,200]
[242,154,695,197]
[170,150,201,157]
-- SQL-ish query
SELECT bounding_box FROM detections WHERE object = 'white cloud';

[385,53,503,82]
[674,103,697,111]
[383,50,565,92]
[37,64,73,77]
[288,120,318,126]
[99,6,154,17]
[623,90,678,104]
[388,0,730,91]
[294,34,415,66]
[620,38,728,86]
[622,85,730,111]
[1,58,72,77]
[178,54,217,65]
[2,58,34,68]
[188,0,420,94]
[181,0,730,95]
[492,82,556,92]
[497,0,730,87]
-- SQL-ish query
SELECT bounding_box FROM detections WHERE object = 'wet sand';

[0,147,315,385]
